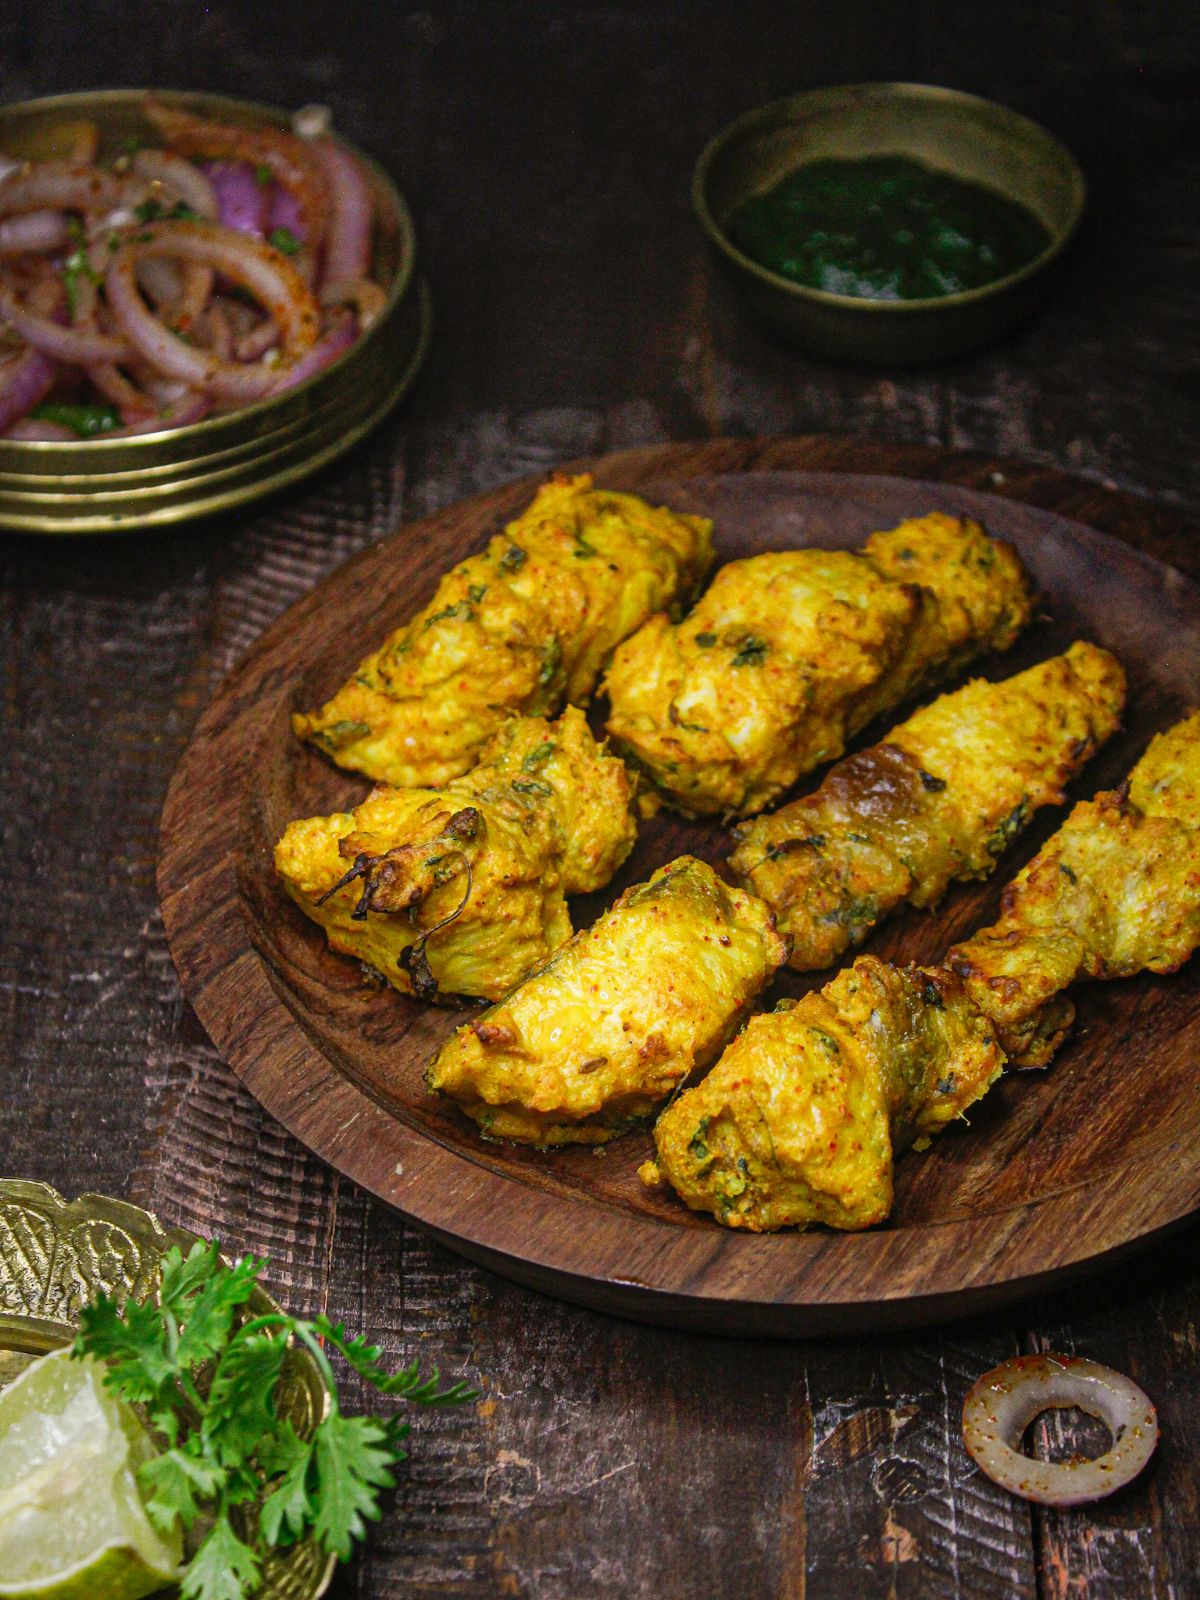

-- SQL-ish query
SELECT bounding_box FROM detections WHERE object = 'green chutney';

[729,155,1052,300]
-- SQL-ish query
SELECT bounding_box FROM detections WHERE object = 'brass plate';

[0,1177,336,1597]
[0,89,428,534]
[693,82,1087,364]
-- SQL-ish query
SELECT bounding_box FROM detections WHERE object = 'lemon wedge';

[0,1347,182,1600]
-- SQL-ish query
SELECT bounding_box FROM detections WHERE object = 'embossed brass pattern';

[0,90,429,534]
[0,1178,336,1599]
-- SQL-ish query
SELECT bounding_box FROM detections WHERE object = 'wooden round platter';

[158,438,1200,1336]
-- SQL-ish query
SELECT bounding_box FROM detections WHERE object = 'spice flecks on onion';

[0,97,387,439]
[962,1353,1158,1506]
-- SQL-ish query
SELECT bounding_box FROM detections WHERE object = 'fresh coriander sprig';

[72,1240,475,1600]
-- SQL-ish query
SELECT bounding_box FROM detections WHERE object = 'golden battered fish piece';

[425,856,789,1145]
[274,708,637,1003]
[292,473,714,788]
[603,512,1034,817]
[645,711,1200,1230]
[644,960,1003,1231]
[730,642,1126,970]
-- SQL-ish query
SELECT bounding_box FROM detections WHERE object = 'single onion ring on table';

[105,219,321,400]
[962,1354,1158,1506]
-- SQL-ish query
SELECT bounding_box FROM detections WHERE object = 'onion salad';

[0,98,385,440]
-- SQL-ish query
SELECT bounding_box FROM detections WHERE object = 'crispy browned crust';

[730,642,1127,970]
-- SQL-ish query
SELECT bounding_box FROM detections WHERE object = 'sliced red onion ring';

[321,276,386,331]
[962,1354,1158,1506]
[234,316,279,361]
[88,364,158,423]
[269,309,355,393]
[0,344,59,432]
[143,98,328,251]
[204,160,268,237]
[0,162,132,217]
[104,389,210,435]
[0,210,70,255]
[131,149,218,220]
[196,300,233,361]
[0,277,129,363]
[106,220,319,400]
[3,416,75,440]
[136,255,184,310]
[312,139,372,289]
[267,184,304,239]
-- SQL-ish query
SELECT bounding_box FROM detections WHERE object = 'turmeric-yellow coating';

[645,712,1200,1231]
[425,856,789,1145]
[274,707,637,1004]
[292,473,714,788]
[730,642,1126,970]
[603,512,1034,817]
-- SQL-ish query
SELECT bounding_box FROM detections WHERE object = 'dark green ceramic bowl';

[693,82,1086,365]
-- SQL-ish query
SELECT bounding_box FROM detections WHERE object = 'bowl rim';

[0,85,417,451]
[692,80,1088,316]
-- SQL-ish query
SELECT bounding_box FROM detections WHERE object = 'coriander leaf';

[730,635,769,667]
[314,1317,478,1405]
[173,1253,262,1371]
[29,400,119,438]
[268,226,302,256]
[521,741,556,771]
[310,1413,396,1560]
[74,1292,175,1405]
[203,1327,288,1465]
[138,1444,224,1535]
[158,1240,221,1311]
[180,1510,261,1600]
[258,1422,315,1547]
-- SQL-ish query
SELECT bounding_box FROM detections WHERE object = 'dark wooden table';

[3,3,1198,1595]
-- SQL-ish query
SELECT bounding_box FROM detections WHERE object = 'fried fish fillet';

[603,512,1035,817]
[730,642,1126,971]
[275,708,637,1003]
[425,856,789,1145]
[292,474,713,788]
[643,711,1200,1231]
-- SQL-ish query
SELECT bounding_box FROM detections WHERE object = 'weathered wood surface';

[2,1,1199,1594]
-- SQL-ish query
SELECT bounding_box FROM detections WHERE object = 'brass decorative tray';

[0,1177,336,1598]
